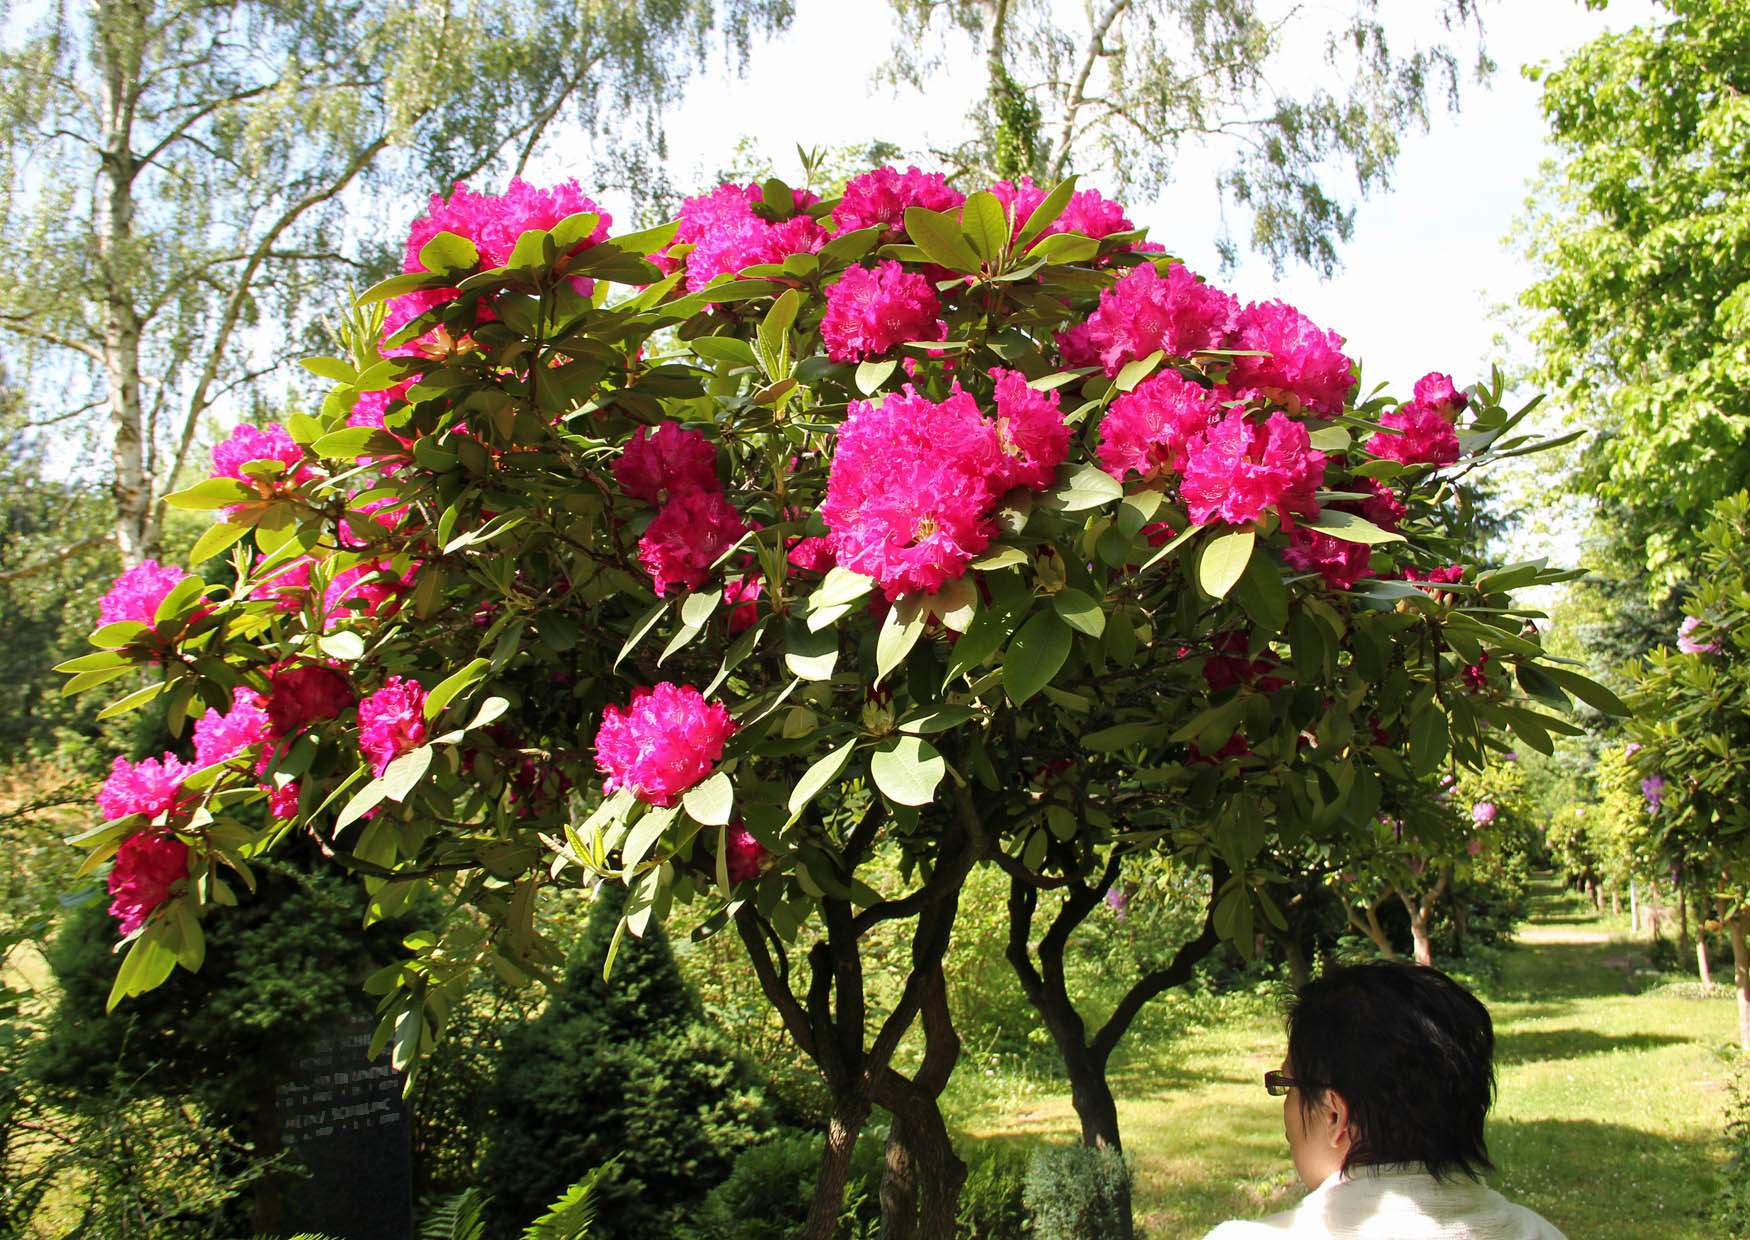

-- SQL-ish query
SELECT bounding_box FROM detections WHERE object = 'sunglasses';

[1264,1070,1324,1096]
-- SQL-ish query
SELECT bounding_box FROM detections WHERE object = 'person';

[1204,960,1565,1238]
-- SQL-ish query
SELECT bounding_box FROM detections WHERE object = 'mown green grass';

[953,879,1739,1238]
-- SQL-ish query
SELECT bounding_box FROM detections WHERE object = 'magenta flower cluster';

[357,676,428,777]
[666,182,826,292]
[211,423,305,483]
[594,682,736,806]
[1367,372,1467,467]
[832,166,964,239]
[821,374,1070,596]
[98,560,191,628]
[820,261,944,362]
[1677,615,1720,654]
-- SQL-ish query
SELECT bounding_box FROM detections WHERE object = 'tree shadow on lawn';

[1496,1027,1688,1066]
[1488,935,1646,1003]
[1487,1115,1721,1240]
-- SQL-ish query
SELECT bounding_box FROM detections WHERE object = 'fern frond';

[420,1186,491,1240]
[522,1156,620,1240]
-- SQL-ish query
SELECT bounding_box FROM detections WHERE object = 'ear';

[1321,1088,1354,1156]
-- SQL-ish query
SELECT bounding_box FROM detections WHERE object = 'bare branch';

[1047,0,1133,180]
[0,317,105,364]
[0,533,114,583]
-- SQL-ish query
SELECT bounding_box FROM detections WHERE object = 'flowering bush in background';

[60,168,1607,1233]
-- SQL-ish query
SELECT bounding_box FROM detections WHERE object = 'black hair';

[1285,960,1496,1181]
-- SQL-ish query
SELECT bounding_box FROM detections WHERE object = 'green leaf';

[163,477,250,511]
[98,679,167,721]
[1042,463,1123,512]
[855,358,899,395]
[1407,705,1448,777]
[818,225,884,267]
[318,630,365,661]
[1299,510,1404,545]
[615,598,669,670]
[807,567,875,632]
[418,230,480,276]
[759,289,800,369]
[1051,588,1105,638]
[108,931,178,1011]
[380,746,433,803]
[465,696,509,731]
[787,738,858,822]
[300,356,355,383]
[608,220,678,256]
[899,704,977,734]
[682,771,734,827]
[1025,232,1101,264]
[549,211,601,250]
[1114,350,1164,393]
[961,191,1009,262]
[357,271,439,305]
[1015,176,1076,248]
[312,426,398,461]
[945,600,1030,684]
[876,599,927,684]
[869,736,946,807]
[1538,665,1629,717]
[784,623,840,682]
[691,335,757,367]
[1232,552,1289,633]
[903,206,983,273]
[621,805,679,873]
[89,620,147,649]
[970,545,1029,571]
[425,658,492,720]
[1004,611,1073,706]
[1308,425,1352,453]
[1081,722,1160,752]
[1198,529,1255,599]
[187,520,250,565]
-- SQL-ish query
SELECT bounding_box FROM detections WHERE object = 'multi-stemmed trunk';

[1343,894,1398,959]
[1399,868,1450,968]
[1723,902,1750,1054]
[734,784,988,1239]
[1000,858,1225,1238]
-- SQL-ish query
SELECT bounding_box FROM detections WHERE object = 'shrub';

[1023,1143,1131,1240]
[1721,1065,1750,1237]
[674,1129,883,1240]
[479,883,777,1238]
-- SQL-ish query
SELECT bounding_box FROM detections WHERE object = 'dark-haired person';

[1204,960,1564,1238]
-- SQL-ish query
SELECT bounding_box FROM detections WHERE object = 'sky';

[538,0,1664,398]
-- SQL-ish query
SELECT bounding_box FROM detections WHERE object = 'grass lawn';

[953,878,1739,1238]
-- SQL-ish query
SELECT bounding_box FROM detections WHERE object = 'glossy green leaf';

[870,736,946,807]
[1198,529,1255,599]
[903,206,982,273]
[1003,611,1072,706]
[787,738,857,821]
[683,771,735,827]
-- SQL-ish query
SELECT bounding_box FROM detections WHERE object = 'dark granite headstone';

[275,1013,414,1240]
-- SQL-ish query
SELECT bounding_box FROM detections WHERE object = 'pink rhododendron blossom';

[989,368,1070,491]
[594,682,736,806]
[99,560,191,627]
[403,178,611,271]
[1360,479,1407,530]
[250,554,313,612]
[1463,651,1491,692]
[192,688,272,768]
[1677,615,1720,654]
[1054,322,1101,370]
[1284,526,1373,590]
[1466,837,1484,857]
[348,380,413,431]
[833,166,964,239]
[1367,399,1460,467]
[1082,263,1238,375]
[723,573,763,634]
[786,536,835,573]
[1226,300,1356,416]
[668,183,827,291]
[263,664,355,737]
[1471,801,1498,825]
[1178,411,1325,528]
[1404,564,1465,589]
[107,832,190,935]
[98,754,194,822]
[211,423,305,482]
[724,823,769,885]
[1096,370,1221,482]
[266,781,301,819]
[1413,372,1467,413]
[821,387,1004,597]
[358,676,428,778]
[638,489,748,597]
[819,261,944,362]
[614,423,721,505]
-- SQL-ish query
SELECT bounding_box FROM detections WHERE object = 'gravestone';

[276,1013,414,1240]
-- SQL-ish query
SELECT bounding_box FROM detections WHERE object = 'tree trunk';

[805,1096,872,1240]
[1698,932,1714,987]
[1407,906,1433,967]
[1631,880,1640,933]
[1401,871,1448,968]
[879,1128,918,1240]
[1610,887,1619,917]
[94,0,152,564]
[250,1082,286,1236]
[1345,900,1397,959]
[1281,934,1311,991]
[1680,884,1689,944]
[1730,910,1750,1054]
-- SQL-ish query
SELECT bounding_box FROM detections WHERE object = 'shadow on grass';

[1496,1027,1687,1065]
[1488,1116,1720,1240]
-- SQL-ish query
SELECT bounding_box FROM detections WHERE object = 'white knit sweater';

[1203,1164,1567,1239]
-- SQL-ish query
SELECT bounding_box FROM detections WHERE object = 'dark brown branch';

[1090,862,1226,1065]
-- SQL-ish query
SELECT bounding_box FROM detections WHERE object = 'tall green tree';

[0,0,790,565]
[883,0,1490,272]
[1520,0,1750,587]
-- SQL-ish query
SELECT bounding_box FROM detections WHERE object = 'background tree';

[883,0,1489,271]
[0,0,792,565]
[1519,0,1750,587]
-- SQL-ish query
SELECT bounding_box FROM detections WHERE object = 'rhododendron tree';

[1625,492,1750,1048]
[60,168,1610,1238]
